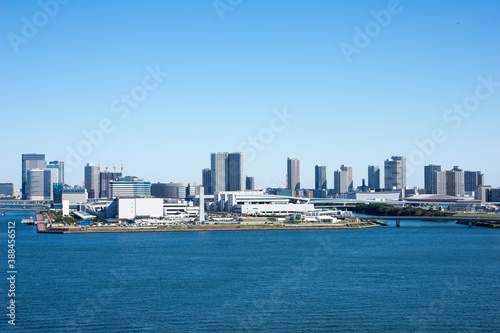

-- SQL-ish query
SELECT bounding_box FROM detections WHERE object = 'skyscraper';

[384,156,406,190]
[424,164,441,194]
[464,171,484,193]
[340,165,353,190]
[26,168,57,200]
[47,161,65,184]
[367,165,380,190]
[334,166,352,194]
[22,153,46,199]
[315,165,327,190]
[287,158,300,192]
[85,163,101,199]
[202,168,212,195]
[211,152,228,193]
[99,171,122,198]
[437,166,464,197]
[227,152,244,191]
[246,176,255,190]
[210,152,245,193]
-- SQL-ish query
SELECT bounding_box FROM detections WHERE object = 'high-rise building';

[47,161,65,184]
[384,156,406,190]
[44,168,58,200]
[26,168,57,200]
[340,165,353,190]
[334,168,351,194]
[22,153,45,199]
[202,168,212,195]
[100,171,122,198]
[211,152,228,193]
[287,158,300,192]
[210,152,245,193]
[110,177,151,198]
[437,166,465,197]
[0,183,14,196]
[84,163,101,199]
[464,171,484,193]
[246,176,255,190]
[227,152,244,191]
[315,165,327,190]
[26,169,45,200]
[424,164,441,194]
[367,165,380,190]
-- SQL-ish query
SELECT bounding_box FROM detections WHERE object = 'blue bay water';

[1,211,499,332]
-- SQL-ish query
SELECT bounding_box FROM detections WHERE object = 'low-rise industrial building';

[213,191,315,216]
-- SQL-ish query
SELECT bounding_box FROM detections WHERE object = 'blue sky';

[1,0,499,189]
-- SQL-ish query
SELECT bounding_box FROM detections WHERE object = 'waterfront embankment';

[37,221,384,234]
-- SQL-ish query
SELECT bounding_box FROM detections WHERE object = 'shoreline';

[37,222,385,234]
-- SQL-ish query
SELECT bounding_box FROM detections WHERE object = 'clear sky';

[1,0,499,190]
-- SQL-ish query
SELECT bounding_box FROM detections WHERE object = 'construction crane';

[98,159,101,171]
[121,159,124,172]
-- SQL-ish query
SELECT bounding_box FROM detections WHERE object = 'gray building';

[340,165,353,190]
[315,165,327,190]
[437,166,464,197]
[384,156,406,190]
[246,176,255,190]
[100,171,122,198]
[110,177,151,198]
[0,183,14,196]
[367,165,380,190]
[424,164,441,194]
[210,152,244,193]
[334,167,351,194]
[486,188,500,202]
[287,157,300,192]
[464,171,484,193]
[227,152,244,191]
[22,153,45,199]
[211,152,228,193]
[43,168,58,200]
[85,163,101,199]
[202,168,212,195]
[47,161,65,184]
[26,169,45,200]
[26,168,58,200]
[151,182,201,199]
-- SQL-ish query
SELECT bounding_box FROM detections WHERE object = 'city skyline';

[6,152,493,193]
[2,1,499,189]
